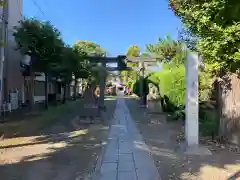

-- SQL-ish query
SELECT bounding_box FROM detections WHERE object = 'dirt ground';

[126,98,240,180]
[0,98,116,180]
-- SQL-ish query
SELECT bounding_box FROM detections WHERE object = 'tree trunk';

[44,73,48,109]
[22,75,26,104]
[62,84,66,104]
[28,63,34,110]
[53,81,58,106]
[74,78,77,100]
[81,79,84,96]
[216,68,224,136]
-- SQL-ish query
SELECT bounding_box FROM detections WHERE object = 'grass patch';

[0,100,83,138]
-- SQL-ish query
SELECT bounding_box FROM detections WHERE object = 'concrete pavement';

[94,98,161,180]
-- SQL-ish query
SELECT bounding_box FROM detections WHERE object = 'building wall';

[23,73,57,103]
[3,0,23,101]
[8,0,22,29]
[34,81,56,103]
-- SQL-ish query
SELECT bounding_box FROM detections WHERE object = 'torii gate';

[87,55,157,108]
[86,55,128,109]
[87,53,211,154]
[127,57,159,107]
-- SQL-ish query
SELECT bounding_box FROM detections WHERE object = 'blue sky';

[23,0,182,56]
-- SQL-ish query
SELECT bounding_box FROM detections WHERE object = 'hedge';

[133,64,214,107]
[132,64,217,135]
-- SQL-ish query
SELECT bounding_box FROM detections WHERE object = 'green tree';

[64,47,89,100]
[169,0,240,136]
[146,35,185,66]
[178,27,197,52]
[73,40,107,86]
[169,0,240,70]
[126,45,140,57]
[13,18,64,109]
[51,46,75,104]
[121,45,140,87]
[73,40,106,57]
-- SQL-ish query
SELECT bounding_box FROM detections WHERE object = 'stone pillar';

[185,52,199,146]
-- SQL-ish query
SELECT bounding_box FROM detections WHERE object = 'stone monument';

[176,52,211,155]
[147,83,161,114]
[80,85,99,123]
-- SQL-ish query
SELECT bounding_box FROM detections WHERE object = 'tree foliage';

[121,45,140,86]
[13,18,67,108]
[72,40,107,85]
[13,18,64,72]
[178,27,198,51]
[73,40,106,57]
[235,50,240,60]
[126,45,140,57]
[13,18,95,106]
[146,35,185,65]
[169,0,240,70]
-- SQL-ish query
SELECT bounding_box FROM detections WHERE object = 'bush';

[132,63,215,121]
[168,108,185,121]
[144,65,185,114]
[199,107,218,136]
[131,66,185,113]
[132,78,151,97]
[198,64,216,101]
[158,64,217,136]
[157,65,186,106]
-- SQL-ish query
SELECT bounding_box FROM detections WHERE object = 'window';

[34,81,45,96]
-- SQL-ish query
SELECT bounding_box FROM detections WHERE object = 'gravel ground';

[0,98,116,180]
[125,98,240,180]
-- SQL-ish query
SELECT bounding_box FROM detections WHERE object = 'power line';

[42,0,52,15]
[16,0,46,19]
[31,0,46,18]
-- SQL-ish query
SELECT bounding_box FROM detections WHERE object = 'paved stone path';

[97,99,160,180]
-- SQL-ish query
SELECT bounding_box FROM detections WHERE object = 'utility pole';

[0,0,8,113]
